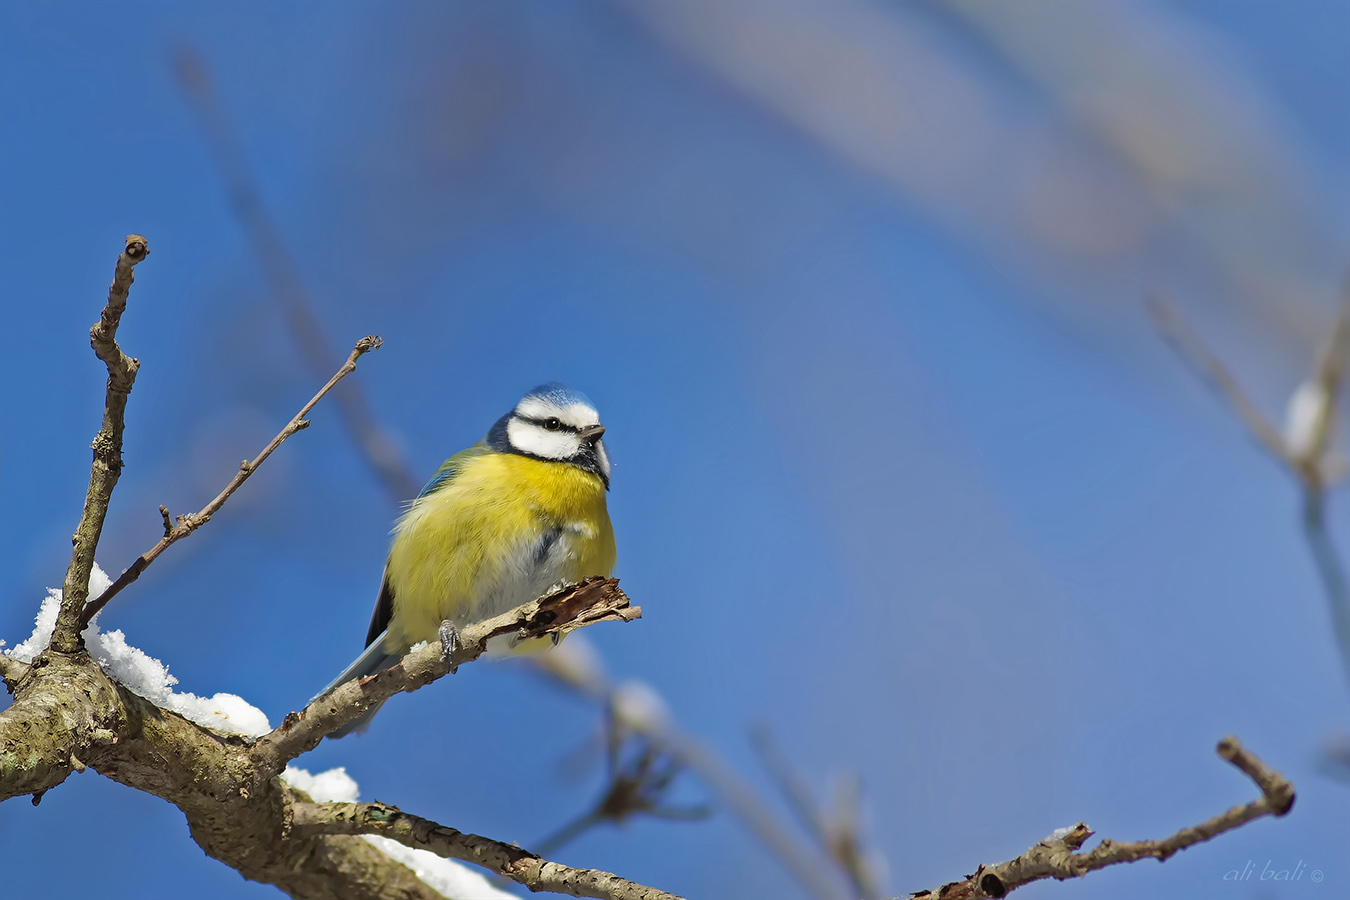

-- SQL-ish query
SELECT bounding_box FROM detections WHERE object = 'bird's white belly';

[463,522,588,625]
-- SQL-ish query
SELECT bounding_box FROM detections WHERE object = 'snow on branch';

[4,565,270,737]
[282,766,518,900]
[289,796,682,900]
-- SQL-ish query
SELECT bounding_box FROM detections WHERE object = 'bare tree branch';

[173,48,421,503]
[51,235,150,654]
[290,799,683,900]
[908,736,1294,900]
[79,336,385,627]
[252,577,639,775]
[0,651,126,801]
[3,578,648,898]
[2,234,665,899]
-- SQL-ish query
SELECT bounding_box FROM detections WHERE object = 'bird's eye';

[543,417,562,431]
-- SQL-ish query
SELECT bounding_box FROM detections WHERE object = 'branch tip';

[51,235,153,653]
[123,234,150,260]
[910,737,1294,899]
[1217,735,1295,815]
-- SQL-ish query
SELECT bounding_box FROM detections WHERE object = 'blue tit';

[320,382,616,736]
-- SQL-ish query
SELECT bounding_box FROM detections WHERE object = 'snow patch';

[282,766,519,899]
[3,565,271,737]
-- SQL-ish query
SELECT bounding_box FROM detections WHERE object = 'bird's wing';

[363,442,492,647]
[414,442,491,500]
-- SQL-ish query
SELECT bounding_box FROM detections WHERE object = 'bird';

[319,382,616,736]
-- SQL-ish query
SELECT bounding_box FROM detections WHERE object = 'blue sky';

[3,2,1349,898]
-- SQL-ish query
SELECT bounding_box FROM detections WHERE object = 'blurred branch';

[1151,289,1350,692]
[529,651,854,900]
[79,336,385,627]
[1148,293,1292,466]
[908,736,1294,900]
[252,577,640,775]
[290,799,683,900]
[752,725,884,900]
[534,731,709,859]
[51,236,150,654]
[173,47,422,503]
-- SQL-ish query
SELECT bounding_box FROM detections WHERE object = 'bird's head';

[487,382,611,488]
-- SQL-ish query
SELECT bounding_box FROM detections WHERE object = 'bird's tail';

[310,632,401,739]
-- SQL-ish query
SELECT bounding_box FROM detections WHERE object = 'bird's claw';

[438,621,462,674]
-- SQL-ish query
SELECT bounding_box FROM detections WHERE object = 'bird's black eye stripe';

[521,415,575,433]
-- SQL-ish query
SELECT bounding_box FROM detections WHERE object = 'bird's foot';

[438,621,462,674]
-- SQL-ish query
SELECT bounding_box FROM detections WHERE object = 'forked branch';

[79,336,385,627]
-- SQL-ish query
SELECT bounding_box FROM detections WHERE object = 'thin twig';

[251,577,640,775]
[752,725,883,900]
[79,336,384,628]
[51,236,151,654]
[288,798,683,900]
[529,654,853,900]
[173,48,420,503]
[1148,292,1293,467]
[908,736,1294,900]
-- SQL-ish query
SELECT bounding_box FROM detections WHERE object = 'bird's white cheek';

[506,418,578,460]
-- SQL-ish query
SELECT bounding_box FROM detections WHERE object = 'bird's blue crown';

[519,381,595,411]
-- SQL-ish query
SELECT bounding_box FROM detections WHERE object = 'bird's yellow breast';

[383,451,615,651]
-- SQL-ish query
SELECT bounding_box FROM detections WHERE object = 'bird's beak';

[578,424,606,441]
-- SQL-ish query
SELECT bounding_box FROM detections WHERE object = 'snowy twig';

[289,799,683,900]
[79,335,384,628]
[1151,290,1350,691]
[50,235,150,655]
[174,48,421,503]
[252,577,640,775]
[908,737,1294,900]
